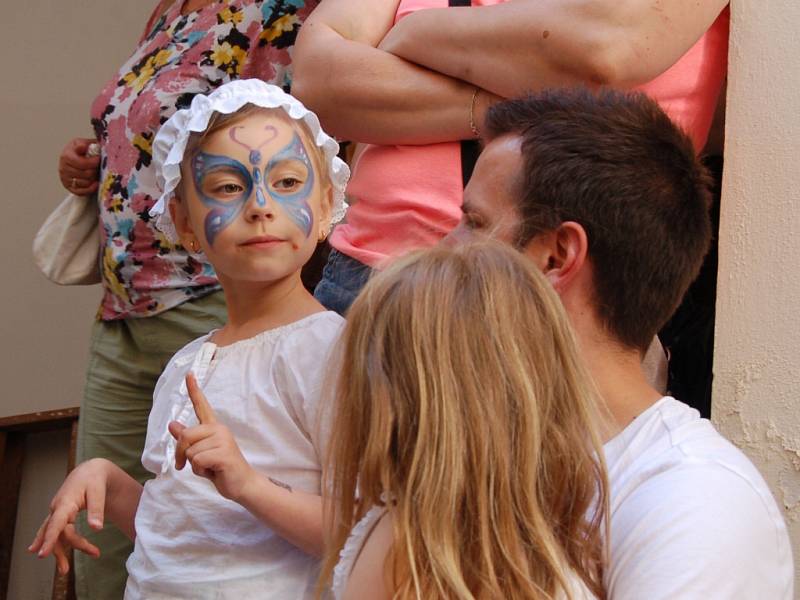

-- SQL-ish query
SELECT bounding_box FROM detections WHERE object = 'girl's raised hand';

[28,459,110,574]
[168,373,257,502]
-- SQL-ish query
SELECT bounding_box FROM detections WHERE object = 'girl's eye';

[274,177,301,191]
[216,183,244,195]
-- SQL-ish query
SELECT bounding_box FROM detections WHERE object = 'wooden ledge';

[0,408,79,434]
[0,408,80,600]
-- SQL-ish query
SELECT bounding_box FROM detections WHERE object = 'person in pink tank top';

[293,0,730,316]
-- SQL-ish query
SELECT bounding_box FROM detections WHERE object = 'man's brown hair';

[484,88,713,352]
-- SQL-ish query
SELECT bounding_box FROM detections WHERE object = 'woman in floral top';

[55,2,318,597]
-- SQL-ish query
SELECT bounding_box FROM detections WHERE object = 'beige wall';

[0,1,153,420]
[2,2,154,596]
[8,431,70,599]
[712,0,800,593]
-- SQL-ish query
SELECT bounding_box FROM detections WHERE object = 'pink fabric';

[636,7,730,152]
[332,142,463,267]
[332,3,730,269]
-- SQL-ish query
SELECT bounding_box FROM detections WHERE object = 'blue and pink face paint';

[191,124,315,245]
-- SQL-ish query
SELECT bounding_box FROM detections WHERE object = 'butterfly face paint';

[192,152,253,246]
[229,124,278,210]
[191,123,316,246]
[264,132,315,238]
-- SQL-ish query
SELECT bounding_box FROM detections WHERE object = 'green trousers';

[74,291,227,600]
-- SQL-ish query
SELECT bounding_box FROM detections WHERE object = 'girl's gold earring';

[318,226,329,243]
[188,239,199,253]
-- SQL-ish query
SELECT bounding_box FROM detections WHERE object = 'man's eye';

[462,213,483,229]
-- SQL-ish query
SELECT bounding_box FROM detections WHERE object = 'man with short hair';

[451,88,793,599]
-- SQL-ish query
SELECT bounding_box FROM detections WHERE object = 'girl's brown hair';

[320,241,609,599]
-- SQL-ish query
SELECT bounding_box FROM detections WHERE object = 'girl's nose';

[244,186,275,222]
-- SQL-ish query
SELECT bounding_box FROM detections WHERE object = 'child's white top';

[331,506,595,600]
[124,311,344,600]
[331,505,387,599]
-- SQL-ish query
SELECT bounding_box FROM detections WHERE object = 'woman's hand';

[169,374,257,503]
[58,137,100,196]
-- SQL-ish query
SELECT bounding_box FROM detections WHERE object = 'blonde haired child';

[323,241,609,600]
[31,79,349,599]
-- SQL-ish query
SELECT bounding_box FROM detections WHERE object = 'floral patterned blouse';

[90,0,317,320]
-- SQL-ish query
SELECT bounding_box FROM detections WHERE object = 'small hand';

[58,137,101,196]
[28,459,109,574]
[168,373,256,502]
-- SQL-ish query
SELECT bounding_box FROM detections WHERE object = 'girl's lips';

[240,235,286,247]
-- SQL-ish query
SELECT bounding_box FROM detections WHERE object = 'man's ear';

[521,221,588,294]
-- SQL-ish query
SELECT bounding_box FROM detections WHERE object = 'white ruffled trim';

[331,505,387,599]
[150,79,350,243]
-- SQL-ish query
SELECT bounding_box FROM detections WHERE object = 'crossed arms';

[292,0,729,144]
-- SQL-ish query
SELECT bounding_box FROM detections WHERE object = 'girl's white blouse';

[331,505,387,600]
[124,311,344,600]
[331,504,596,600]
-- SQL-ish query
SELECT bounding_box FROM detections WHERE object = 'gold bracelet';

[469,88,481,138]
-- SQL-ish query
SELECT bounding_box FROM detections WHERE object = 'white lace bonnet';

[149,79,349,242]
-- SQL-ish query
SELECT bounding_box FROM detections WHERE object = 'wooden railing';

[0,408,79,600]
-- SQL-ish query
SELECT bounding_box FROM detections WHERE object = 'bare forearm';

[380,0,729,96]
[101,460,143,540]
[237,473,324,557]
[292,20,483,144]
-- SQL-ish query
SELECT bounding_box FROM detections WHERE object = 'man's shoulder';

[608,398,767,486]
[604,397,793,599]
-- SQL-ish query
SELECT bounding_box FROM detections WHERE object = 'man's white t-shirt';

[604,396,793,599]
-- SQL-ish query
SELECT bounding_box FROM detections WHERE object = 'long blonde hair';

[321,241,609,599]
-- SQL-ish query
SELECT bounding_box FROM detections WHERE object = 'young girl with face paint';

[30,80,350,599]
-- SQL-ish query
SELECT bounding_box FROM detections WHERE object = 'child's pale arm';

[28,458,142,574]
[169,374,324,557]
[235,469,324,558]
